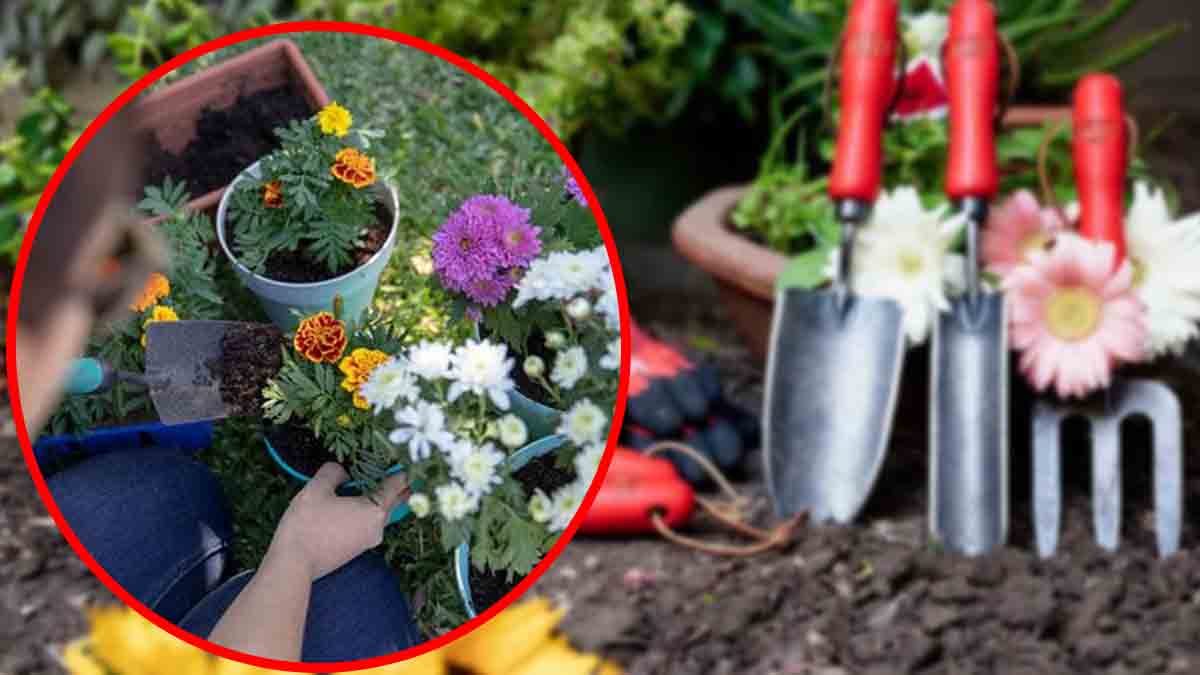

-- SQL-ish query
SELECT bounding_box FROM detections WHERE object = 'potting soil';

[214,322,284,417]
[266,422,332,478]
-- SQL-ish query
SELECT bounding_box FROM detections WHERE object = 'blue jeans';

[48,449,422,661]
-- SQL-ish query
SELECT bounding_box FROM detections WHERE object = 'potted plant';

[215,101,398,330]
[129,39,330,223]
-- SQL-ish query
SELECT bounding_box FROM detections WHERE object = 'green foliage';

[228,113,383,275]
[0,0,122,87]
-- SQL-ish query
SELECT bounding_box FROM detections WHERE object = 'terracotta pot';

[672,106,1071,362]
[130,40,330,224]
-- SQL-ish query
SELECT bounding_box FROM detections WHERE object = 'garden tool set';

[1031,75,1183,559]
[64,320,258,425]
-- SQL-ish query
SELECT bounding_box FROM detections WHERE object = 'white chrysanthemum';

[523,355,545,378]
[407,341,454,380]
[551,346,588,390]
[497,414,528,449]
[549,482,587,532]
[528,489,553,523]
[837,187,965,345]
[595,284,621,332]
[513,249,610,307]
[408,493,431,518]
[359,358,418,412]
[436,483,479,521]
[566,297,592,320]
[573,442,605,483]
[1121,182,1200,357]
[904,12,948,64]
[559,398,608,446]
[451,442,505,497]
[600,339,621,370]
[389,400,455,462]
[447,339,515,410]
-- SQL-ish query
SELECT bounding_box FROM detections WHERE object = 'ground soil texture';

[267,422,334,478]
[469,452,577,613]
[213,322,284,417]
[534,295,1200,675]
[143,85,312,197]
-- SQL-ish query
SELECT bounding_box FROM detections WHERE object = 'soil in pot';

[212,323,285,417]
[223,200,392,284]
[468,451,576,612]
[143,85,313,197]
[265,421,333,478]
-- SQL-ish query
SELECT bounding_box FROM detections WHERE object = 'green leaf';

[776,247,833,291]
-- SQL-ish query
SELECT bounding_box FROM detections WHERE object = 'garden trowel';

[1032,75,1182,558]
[64,320,257,425]
[929,0,1009,556]
[764,0,906,523]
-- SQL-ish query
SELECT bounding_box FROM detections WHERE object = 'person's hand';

[268,463,411,582]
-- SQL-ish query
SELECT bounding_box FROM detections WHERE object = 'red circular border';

[5,21,630,673]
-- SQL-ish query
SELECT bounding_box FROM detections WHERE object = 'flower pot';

[454,433,568,618]
[471,326,563,439]
[215,161,400,331]
[672,106,1072,362]
[130,39,330,225]
[34,420,213,470]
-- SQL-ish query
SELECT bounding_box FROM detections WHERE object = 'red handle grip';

[945,0,1000,199]
[580,449,694,535]
[1073,74,1128,265]
[829,0,899,202]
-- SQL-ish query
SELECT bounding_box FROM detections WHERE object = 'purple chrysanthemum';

[465,305,483,322]
[499,219,542,266]
[563,168,587,207]
[465,274,515,307]
[432,195,527,293]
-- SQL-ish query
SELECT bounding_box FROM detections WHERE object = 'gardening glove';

[622,321,759,487]
[271,463,411,581]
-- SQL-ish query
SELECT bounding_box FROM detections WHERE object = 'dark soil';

[266,422,334,478]
[212,323,285,417]
[143,85,312,197]
[532,292,1200,675]
[469,452,577,613]
[487,328,556,407]
[224,199,392,284]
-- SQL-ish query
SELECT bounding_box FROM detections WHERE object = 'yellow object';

[318,102,353,137]
[140,304,179,347]
[331,147,377,189]
[130,273,170,312]
[445,598,565,675]
[293,311,348,363]
[339,348,391,409]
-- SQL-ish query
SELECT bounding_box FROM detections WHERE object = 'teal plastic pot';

[454,433,567,618]
[265,435,412,525]
[216,160,399,332]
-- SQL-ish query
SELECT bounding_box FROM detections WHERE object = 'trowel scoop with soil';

[764,0,906,523]
[65,320,282,424]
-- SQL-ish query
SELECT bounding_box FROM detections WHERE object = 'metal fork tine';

[1125,380,1184,557]
[1033,400,1064,558]
[1091,416,1122,553]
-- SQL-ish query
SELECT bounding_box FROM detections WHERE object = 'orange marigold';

[263,180,284,208]
[130,273,170,312]
[293,312,348,363]
[330,148,377,189]
[338,348,390,409]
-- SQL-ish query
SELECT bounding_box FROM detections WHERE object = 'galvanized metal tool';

[1032,75,1183,559]
[64,320,255,425]
[764,0,906,523]
[929,0,1009,556]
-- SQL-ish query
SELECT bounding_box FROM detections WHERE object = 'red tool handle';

[945,0,1000,199]
[829,0,899,202]
[581,449,694,535]
[1073,73,1128,265]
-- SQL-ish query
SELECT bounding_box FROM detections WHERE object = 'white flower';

[359,358,418,412]
[447,339,515,410]
[838,187,965,345]
[600,339,621,370]
[497,414,529,449]
[528,489,553,523]
[545,331,567,350]
[408,493,431,518]
[549,482,587,532]
[1120,182,1200,358]
[573,442,605,483]
[595,284,621,332]
[512,249,610,308]
[551,346,588,390]
[566,297,592,320]
[904,12,948,65]
[523,355,546,378]
[407,341,454,380]
[451,442,505,497]
[436,482,479,521]
[559,398,608,446]
[559,249,609,295]
[389,400,455,462]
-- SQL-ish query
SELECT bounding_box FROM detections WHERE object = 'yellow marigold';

[317,101,352,137]
[130,272,170,312]
[262,179,284,208]
[140,304,179,347]
[331,147,376,189]
[81,606,209,675]
[339,348,390,409]
[293,311,347,363]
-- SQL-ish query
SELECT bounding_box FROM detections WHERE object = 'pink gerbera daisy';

[1005,234,1147,399]
[983,190,1067,278]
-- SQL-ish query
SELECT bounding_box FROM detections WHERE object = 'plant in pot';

[216,101,398,331]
